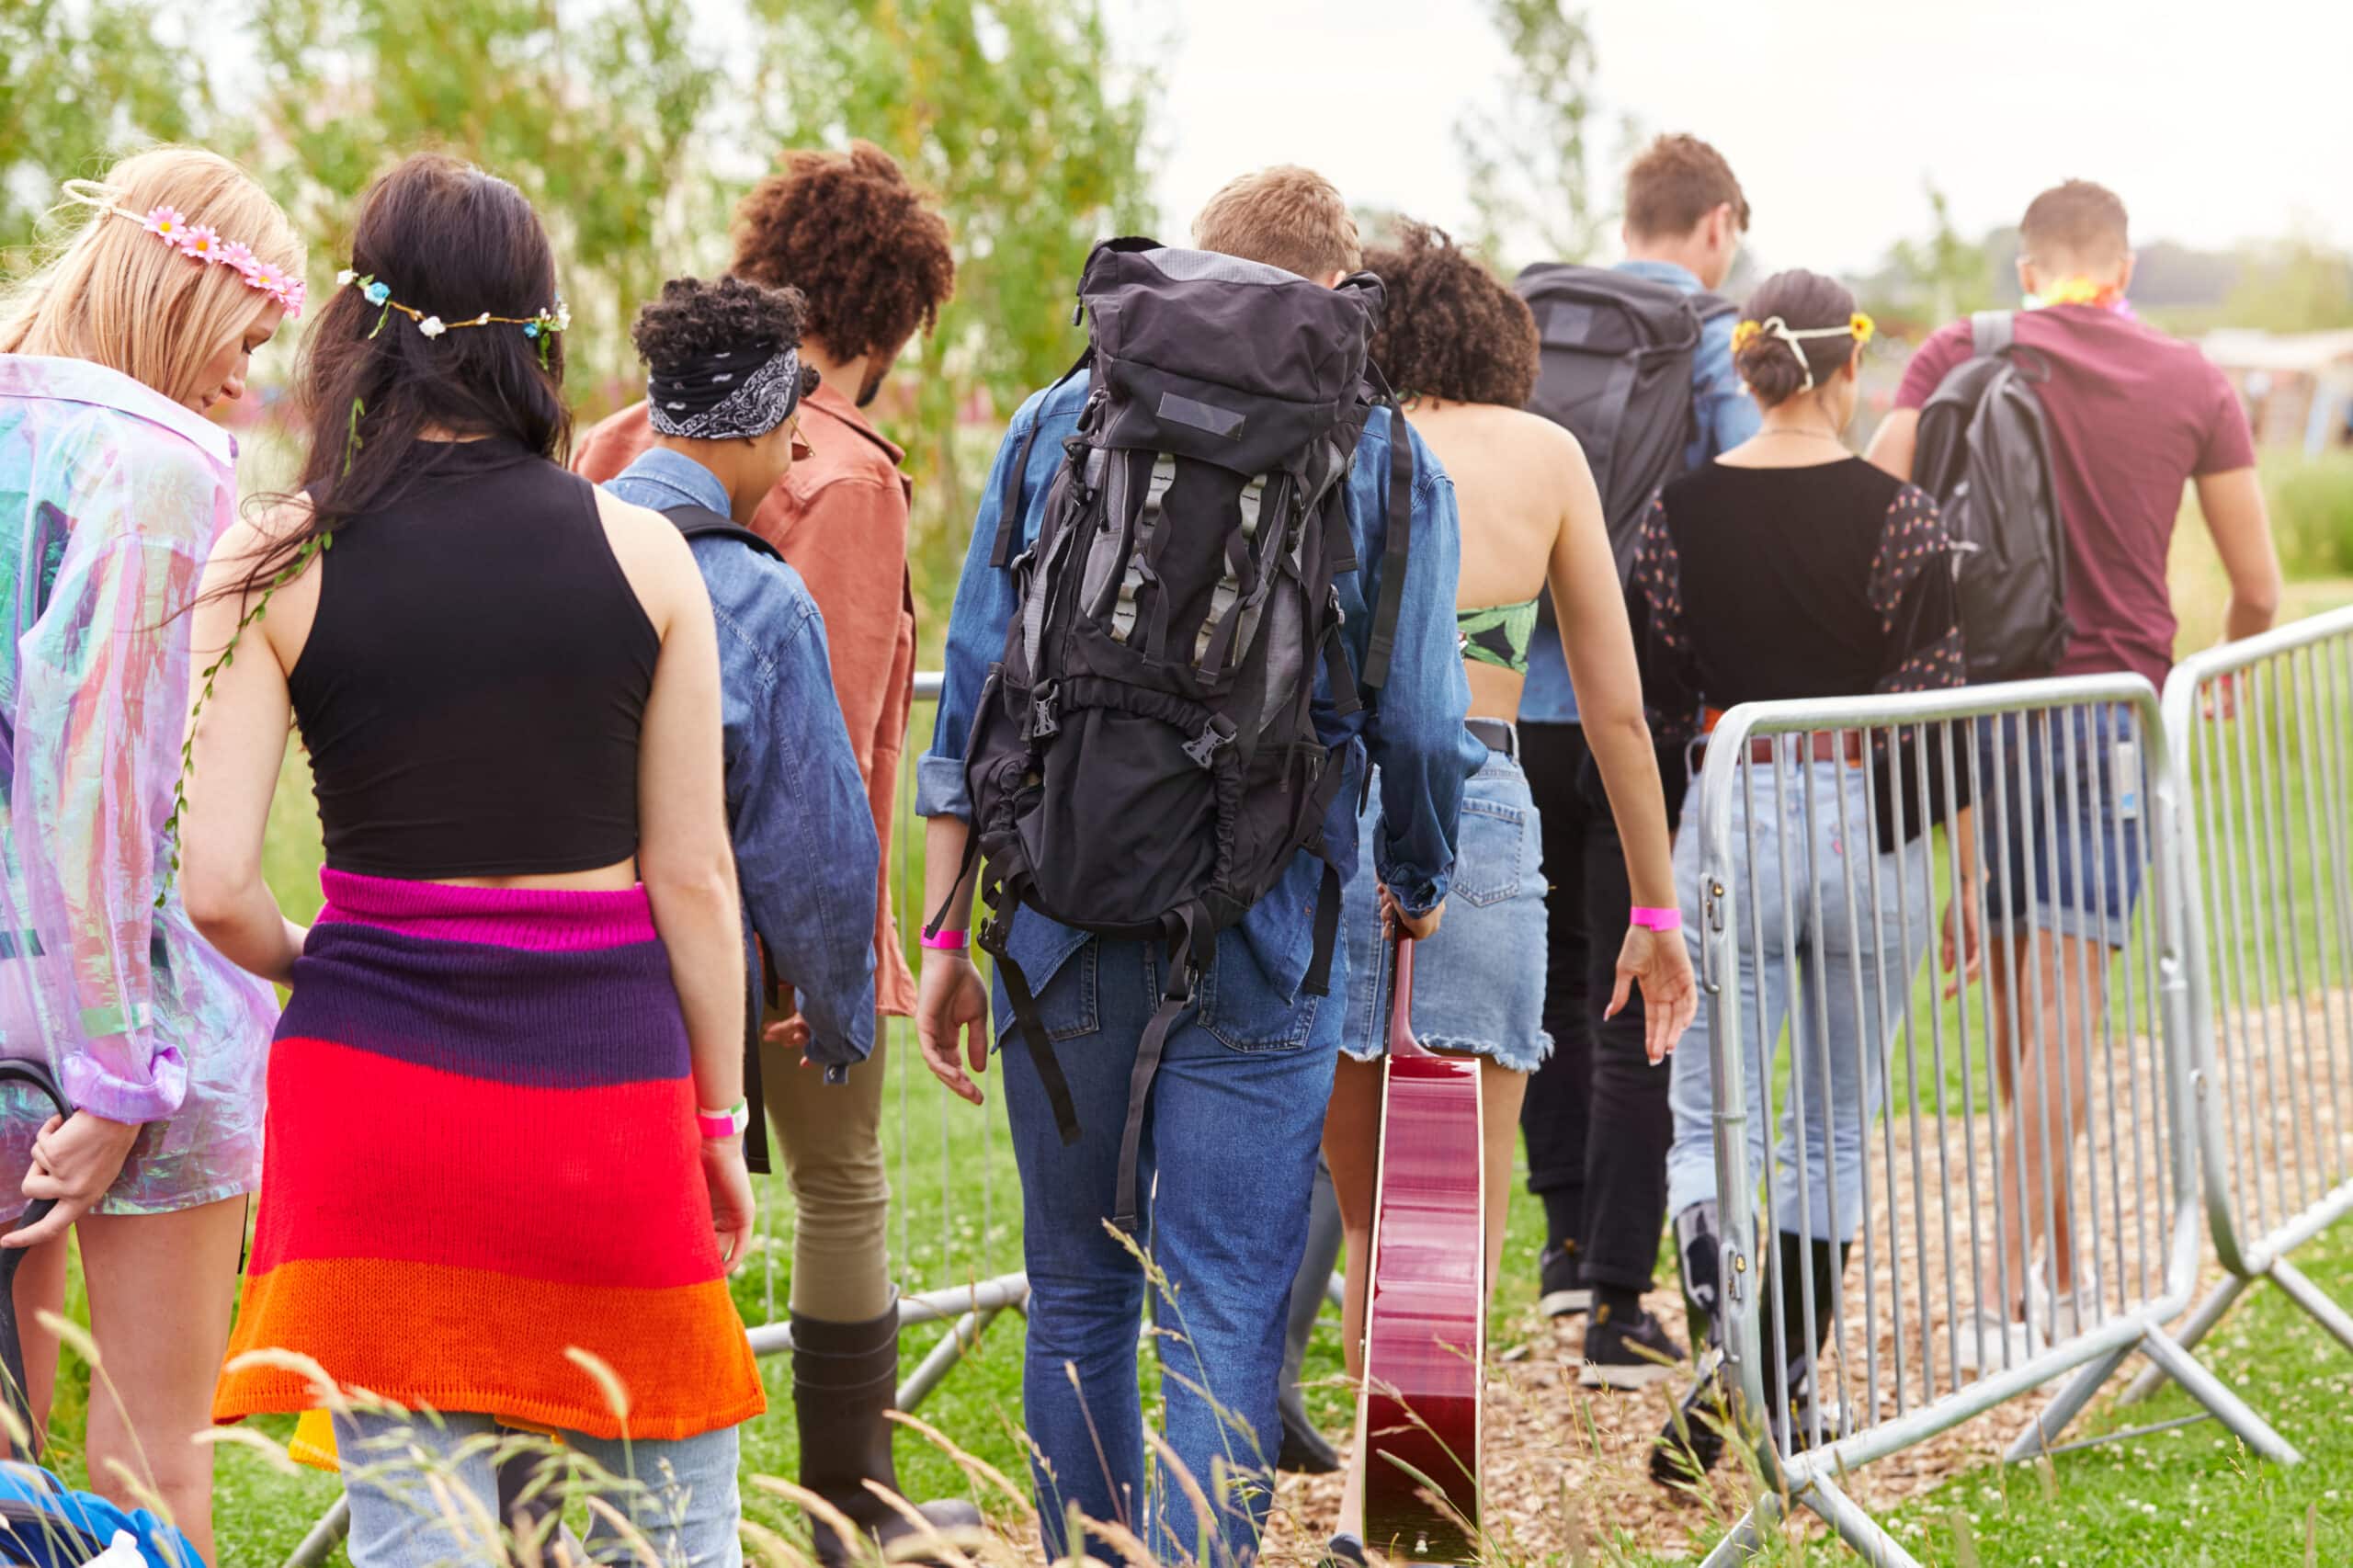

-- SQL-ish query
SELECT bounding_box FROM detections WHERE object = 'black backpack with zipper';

[1515,262,1735,574]
[933,237,1411,1231]
[1910,311,2072,682]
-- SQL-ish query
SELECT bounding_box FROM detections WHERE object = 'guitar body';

[1358,938,1485,1562]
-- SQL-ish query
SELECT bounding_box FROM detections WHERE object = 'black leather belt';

[1467,717,1517,758]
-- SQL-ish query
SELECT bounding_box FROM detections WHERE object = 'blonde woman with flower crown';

[0,146,302,1553]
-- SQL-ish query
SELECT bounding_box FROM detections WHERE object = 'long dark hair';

[238,153,571,595]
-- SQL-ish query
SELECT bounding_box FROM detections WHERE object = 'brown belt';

[1701,708,1866,767]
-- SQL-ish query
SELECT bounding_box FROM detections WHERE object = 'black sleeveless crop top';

[288,436,661,879]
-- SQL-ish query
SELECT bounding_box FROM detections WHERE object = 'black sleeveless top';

[289,436,661,878]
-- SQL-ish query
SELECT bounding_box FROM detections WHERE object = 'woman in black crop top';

[176,154,757,1560]
[1637,270,1982,1481]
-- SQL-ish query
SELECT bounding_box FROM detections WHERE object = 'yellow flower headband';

[1732,312,1876,393]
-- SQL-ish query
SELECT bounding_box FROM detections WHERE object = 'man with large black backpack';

[914,166,1484,1566]
[1513,134,1761,1384]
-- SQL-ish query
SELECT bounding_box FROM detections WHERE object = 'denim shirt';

[1522,257,1763,724]
[917,371,1484,1013]
[602,449,879,1075]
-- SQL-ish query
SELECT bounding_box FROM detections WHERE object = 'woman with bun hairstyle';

[0,146,301,1554]
[184,153,759,1562]
[1636,268,1979,1483]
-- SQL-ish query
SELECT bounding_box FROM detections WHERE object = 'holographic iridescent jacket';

[0,355,276,1214]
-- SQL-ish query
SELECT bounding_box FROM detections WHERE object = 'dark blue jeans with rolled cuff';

[992,911,1336,1567]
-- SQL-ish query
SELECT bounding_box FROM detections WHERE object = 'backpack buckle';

[1030,683,1061,739]
[1181,715,1236,770]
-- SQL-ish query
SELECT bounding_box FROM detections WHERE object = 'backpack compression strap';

[1358,380,1415,694]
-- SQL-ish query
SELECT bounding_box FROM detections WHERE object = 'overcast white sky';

[1124,0,2353,274]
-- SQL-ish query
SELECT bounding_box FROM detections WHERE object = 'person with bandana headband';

[598,274,980,1565]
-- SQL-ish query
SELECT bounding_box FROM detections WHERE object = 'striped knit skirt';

[213,869,766,1441]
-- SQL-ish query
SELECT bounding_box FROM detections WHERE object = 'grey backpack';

[1911,311,2072,682]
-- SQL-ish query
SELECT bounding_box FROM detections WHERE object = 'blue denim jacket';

[603,449,879,1075]
[1522,256,1762,724]
[917,371,1484,1013]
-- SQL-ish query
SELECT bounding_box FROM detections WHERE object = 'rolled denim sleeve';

[725,588,878,1069]
[917,388,1067,821]
[1361,422,1484,917]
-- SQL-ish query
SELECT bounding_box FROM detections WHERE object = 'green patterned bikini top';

[1457,597,1540,675]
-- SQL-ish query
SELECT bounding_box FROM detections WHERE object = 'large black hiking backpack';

[1911,311,2072,683]
[1515,263,1735,573]
[934,237,1410,1231]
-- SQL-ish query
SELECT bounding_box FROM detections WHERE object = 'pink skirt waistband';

[314,867,658,953]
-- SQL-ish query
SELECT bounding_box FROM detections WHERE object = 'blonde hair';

[0,147,303,406]
[1190,165,1362,281]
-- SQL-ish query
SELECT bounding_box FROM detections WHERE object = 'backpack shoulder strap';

[1691,290,1740,324]
[660,501,783,562]
[1971,310,2016,358]
[1358,373,1414,695]
[992,347,1094,568]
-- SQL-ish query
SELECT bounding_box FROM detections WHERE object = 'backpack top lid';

[1512,260,1726,358]
[1077,236,1385,476]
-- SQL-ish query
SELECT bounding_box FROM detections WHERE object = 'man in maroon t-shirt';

[1868,179,2280,1363]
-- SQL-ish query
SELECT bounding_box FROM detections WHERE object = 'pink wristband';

[1630,906,1683,933]
[922,929,969,952]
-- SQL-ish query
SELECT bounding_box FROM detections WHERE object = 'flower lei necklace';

[335,268,571,367]
[2025,277,2130,312]
[60,180,305,317]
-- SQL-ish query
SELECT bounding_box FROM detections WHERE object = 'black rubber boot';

[1651,1201,1729,1486]
[793,1296,983,1565]
[1763,1230,1850,1453]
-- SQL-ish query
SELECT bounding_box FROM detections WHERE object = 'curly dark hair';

[1733,268,1859,408]
[1361,221,1539,408]
[630,274,818,403]
[730,142,956,364]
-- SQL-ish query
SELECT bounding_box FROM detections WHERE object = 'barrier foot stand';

[2120,1272,2248,1405]
[1786,1470,1923,1568]
[1695,1493,1779,1568]
[897,1304,1000,1415]
[284,1492,349,1568]
[2268,1256,2353,1358]
[2134,1325,2301,1465]
[2004,1341,2137,1462]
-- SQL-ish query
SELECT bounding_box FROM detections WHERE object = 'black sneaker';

[1538,1241,1590,1318]
[1651,1348,1734,1485]
[1578,1302,1686,1389]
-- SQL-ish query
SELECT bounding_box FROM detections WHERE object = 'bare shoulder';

[201,497,320,600]
[1500,405,1592,476]
[592,483,696,633]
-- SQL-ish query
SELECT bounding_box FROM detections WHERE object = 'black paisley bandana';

[646,342,813,440]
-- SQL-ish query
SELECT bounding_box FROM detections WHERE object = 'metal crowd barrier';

[1688,676,2296,1568]
[2120,607,2353,1406]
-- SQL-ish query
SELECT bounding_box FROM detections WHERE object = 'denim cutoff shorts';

[1341,744,1552,1072]
[1976,705,2148,949]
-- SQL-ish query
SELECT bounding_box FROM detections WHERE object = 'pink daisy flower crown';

[61,178,305,319]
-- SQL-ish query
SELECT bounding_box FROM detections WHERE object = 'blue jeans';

[993,915,1335,1566]
[336,1411,741,1567]
[1976,706,2146,949]
[1665,760,1933,1243]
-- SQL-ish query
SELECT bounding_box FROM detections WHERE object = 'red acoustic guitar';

[1356,936,1485,1562]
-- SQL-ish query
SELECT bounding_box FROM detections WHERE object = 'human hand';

[700,1137,756,1272]
[1941,889,1984,999]
[7,1112,142,1249]
[763,1013,812,1054]
[1379,886,1444,942]
[1608,926,1698,1065]
[916,949,991,1107]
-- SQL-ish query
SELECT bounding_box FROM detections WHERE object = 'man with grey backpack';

[914,165,1483,1566]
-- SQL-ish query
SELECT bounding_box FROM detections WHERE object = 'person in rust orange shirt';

[575,141,961,1566]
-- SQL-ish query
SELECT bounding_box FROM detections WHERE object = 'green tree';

[0,0,211,258]
[1453,0,1603,267]
[743,0,1159,579]
[2222,235,2353,334]
[1860,182,2000,333]
[238,0,729,392]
